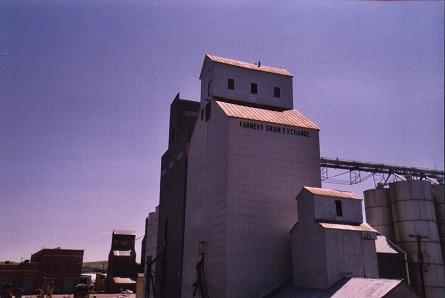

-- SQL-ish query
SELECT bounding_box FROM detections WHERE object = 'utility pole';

[409,234,429,298]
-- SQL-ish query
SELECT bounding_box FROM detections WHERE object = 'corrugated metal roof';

[331,278,401,298]
[375,235,399,254]
[206,54,293,77]
[266,277,407,298]
[303,186,361,200]
[112,277,136,284]
[113,250,132,256]
[113,229,135,235]
[319,222,377,233]
[216,101,319,130]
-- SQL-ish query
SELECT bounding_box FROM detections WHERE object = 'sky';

[1,0,443,262]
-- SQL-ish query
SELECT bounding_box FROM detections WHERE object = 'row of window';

[227,78,281,98]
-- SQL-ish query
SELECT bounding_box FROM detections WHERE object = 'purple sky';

[1,1,443,262]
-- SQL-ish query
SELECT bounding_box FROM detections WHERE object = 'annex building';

[142,55,425,298]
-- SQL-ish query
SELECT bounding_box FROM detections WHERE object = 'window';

[228,78,235,90]
[274,87,281,98]
[335,200,343,217]
[251,83,258,94]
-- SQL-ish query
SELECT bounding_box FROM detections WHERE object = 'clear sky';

[1,0,443,262]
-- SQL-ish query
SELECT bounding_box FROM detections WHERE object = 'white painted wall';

[143,208,158,298]
[200,61,293,110]
[291,193,327,289]
[324,229,379,287]
[182,100,321,297]
[225,116,320,297]
[314,196,363,224]
[291,191,379,290]
[181,102,230,298]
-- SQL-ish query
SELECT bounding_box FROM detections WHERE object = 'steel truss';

[320,157,444,188]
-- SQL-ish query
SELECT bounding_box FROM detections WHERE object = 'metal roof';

[265,277,409,298]
[216,101,319,130]
[375,235,399,254]
[112,277,136,284]
[113,229,135,235]
[206,54,293,77]
[113,250,132,256]
[330,278,401,298]
[319,222,377,233]
[303,186,361,200]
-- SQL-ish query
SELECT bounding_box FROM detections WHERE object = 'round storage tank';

[389,180,445,298]
[432,184,445,263]
[364,188,394,241]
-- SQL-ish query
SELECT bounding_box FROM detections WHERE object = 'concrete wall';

[314,196,363,224]
[390,180,445,298]
[201,61,293,110]
[364,188,395,241]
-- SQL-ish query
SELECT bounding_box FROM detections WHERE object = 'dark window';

[228,78,235,90]
[251,83,258,94]
[274,87,281,98]
[205,102,211,121]
[335,200,343,217]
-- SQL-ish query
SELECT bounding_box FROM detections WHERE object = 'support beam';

[320,157,444,179]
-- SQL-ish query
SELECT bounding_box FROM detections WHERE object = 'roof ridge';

[302,186,361,200]
[215,100,319,131]
[206,54,294,77]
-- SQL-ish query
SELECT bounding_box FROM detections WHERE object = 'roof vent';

[257,61,261,67]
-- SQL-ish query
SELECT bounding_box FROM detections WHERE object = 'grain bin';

[364,188,395,241]
[389,180,445,298]
[432,183,445,264]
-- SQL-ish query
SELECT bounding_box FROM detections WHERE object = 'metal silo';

[389,180,445,298]
[432,183,445,263]
[364,188,395,241]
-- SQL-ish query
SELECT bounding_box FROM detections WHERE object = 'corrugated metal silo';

[364,188,395,241]
[389,180,445,298]
[432,183,445,263]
